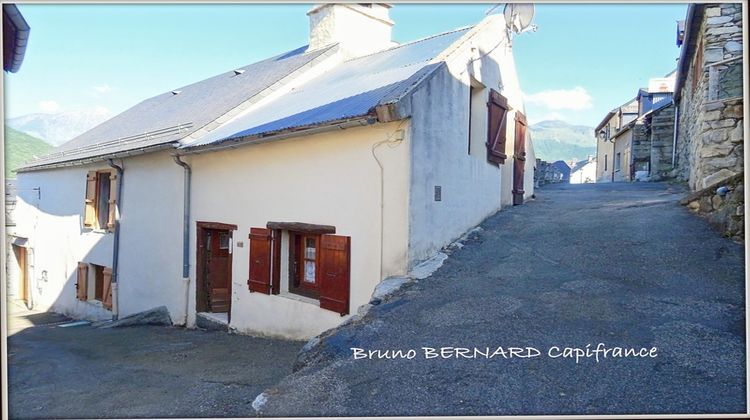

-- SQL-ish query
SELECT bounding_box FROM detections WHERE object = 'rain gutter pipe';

[172,155,192,325]
[107,159,124,320]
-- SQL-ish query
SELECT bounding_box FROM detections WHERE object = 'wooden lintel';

[266,221,336,235]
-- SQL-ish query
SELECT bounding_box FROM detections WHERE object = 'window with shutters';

[84,170,118,232]
[76,262,113,310]
[486,89,511,165]
[248,225,351,316]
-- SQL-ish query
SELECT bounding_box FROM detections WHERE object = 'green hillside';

[4,126,53,179]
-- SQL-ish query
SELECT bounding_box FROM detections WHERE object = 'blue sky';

[3,3,688,127]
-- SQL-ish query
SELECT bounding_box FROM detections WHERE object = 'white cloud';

[93,84,112,94]
[524,87,593,111]
[38,100,60,113]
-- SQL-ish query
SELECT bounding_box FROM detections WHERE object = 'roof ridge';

[343,24,474,63]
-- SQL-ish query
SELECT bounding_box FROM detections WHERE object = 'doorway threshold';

[196,312,228,331]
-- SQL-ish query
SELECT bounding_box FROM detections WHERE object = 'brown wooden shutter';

[271,229,281,295]
[318,235,351,316]
[513,112,528,203]
[102,267,113,310]
[107,171,118,232]
[76,262,88,300]
[84,171,98,227]
[248,228,272,294]
[486,89,510,165]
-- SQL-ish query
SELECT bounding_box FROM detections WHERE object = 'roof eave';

[3,4,31,73]
[16,143,177,173]
[674,4,705,101]
[178,114,380,156]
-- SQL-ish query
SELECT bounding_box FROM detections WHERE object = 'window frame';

[288,232,321,299]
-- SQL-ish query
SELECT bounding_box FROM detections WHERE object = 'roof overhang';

[177,115,379,156]
[674,4,705,102]
[16,143,177,173]
[3,4,30,73]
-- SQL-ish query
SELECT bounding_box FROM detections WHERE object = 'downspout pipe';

[672,98,679,168]
[107,159,124,320]
[172,155,191,325]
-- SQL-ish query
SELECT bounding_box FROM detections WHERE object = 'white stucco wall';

[185,121,410,339]
[404,15,531,266]
[13,151,186,323]
[570,160,597,184]
[15,165,115,320]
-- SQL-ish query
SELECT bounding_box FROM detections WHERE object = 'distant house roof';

[20,25,473,171]
[570,158,594,174]
[594,97,638,133]
[3,4,30,73]
[611,99,674,141]
[551,160,571,178]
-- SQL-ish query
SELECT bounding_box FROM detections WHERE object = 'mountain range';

[528,120,597,164]
[6,108,112,146]
[4,112,595,176]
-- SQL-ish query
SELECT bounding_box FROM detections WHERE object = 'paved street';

[257,182,746,416]
[7,302,304,418]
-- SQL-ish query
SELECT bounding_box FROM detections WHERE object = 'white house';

[569,157,597,184]
[10,4,536,339]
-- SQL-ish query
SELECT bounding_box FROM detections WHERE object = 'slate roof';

[19,45,335,170]
[21,25,473,171]
[180,27,470,149]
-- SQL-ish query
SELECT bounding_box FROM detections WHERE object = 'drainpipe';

[672,99,679,168]
[107,159,123,320]
[172,155,191,326]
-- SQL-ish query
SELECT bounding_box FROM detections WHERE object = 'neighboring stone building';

[674,3,743,190]
[673,3,743,240]
[535,159,565,186]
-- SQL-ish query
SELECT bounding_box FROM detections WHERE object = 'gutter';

[106,159,124,319]
[172,155,192,326]
[179,116,377,155]
[3,4,31,73]
[674,4,704,101]
[16,143,177,173]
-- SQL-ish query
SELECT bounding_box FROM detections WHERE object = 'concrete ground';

[7,301,304,418]
[257,182,746,417]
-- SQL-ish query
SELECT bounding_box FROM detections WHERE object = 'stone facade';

[675,3,743,190]
[681,171,744,241]
[649,104,677,180]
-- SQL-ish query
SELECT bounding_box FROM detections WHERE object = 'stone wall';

[649,104,676,180]
[675,3,744,191]
[681,171,744,242]
[631,119,651,177]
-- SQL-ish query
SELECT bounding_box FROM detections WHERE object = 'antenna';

[503,3,537,35]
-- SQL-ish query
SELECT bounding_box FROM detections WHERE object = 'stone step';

[196,312,228,331]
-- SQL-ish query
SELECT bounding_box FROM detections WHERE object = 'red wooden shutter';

[84,172,98,227]
[513,112,528,204]
[248,228,272,294]
[318,235,351,316]
[102,267,113,310]
[76,262,88,301]
[486,89,510,165]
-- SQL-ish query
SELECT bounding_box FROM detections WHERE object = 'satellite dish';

[503,3,535,34]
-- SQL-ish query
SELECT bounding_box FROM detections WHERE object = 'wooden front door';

[13,245,28,305]
[197,222,236,314]
[512,112,528,205]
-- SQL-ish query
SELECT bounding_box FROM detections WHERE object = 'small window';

[92,264,105,301]
[219,232,230,250]
[615,153,622,171]
[604,155,608,171]
[290,233,320,298]
[97,172,111,230]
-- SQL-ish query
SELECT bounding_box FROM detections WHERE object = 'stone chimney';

[307,3,394,58]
